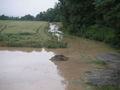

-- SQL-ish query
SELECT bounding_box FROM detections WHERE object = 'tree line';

[0,15,19,20]
[58,0,120,48]
[0,4,60,22]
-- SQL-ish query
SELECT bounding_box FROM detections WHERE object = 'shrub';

[82,24,120,48]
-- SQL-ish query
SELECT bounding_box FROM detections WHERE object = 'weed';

[92,60,106,66]
[86,82,119,90]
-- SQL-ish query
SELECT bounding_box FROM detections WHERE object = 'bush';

[82,24,120,48]
[44,40,67,48]
[83,25,115,42]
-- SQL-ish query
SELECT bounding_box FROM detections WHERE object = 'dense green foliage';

[21,14,34,21]
[36,4,60,22]
[59,0,95,34]
[59,0,120,48]
[83,25,115,43]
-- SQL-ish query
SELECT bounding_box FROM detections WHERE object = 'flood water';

[48,23,63,41]
[0,35,114,90]
[0,48,66,90]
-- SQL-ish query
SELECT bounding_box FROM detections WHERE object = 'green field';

[0,20,67,48]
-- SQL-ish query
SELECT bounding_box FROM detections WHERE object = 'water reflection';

[0,48,66,90]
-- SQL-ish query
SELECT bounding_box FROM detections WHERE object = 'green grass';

[92,60,110,69]
[96,86,119,90]
[83,24,115,43]
[115,49,120,53]
[82,24,120,49]
[0,20,67,48]
[86,82,119,90]
[92,60,106,66]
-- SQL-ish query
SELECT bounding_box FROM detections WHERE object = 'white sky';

[0,0,58,17]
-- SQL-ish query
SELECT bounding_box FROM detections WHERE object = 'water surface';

[0,48,66,90]
[48,23,63,41]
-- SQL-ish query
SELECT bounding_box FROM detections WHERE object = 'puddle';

[0,48,66,90]
[48,23,63,41]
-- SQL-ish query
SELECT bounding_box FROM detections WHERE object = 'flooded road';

[0,48,66,90]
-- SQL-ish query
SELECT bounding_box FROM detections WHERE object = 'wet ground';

[85,53,120,87]
[0,35,116,90]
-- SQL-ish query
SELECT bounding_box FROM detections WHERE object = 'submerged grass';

[92,60,106,66]
[92,60,110,69]
[0,20,67,48]
[96,86,119,90]
[86,82,119,90]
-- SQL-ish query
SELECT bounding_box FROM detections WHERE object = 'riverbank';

[48,35,117,90]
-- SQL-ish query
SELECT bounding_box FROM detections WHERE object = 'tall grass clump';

[83,25,115,42]
[82,24,118,48]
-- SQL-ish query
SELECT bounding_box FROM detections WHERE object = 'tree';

[59,0,120,48]
[0,15,9,20]
[59,0,95,35]
[35,3,61,22]
[21,14,34,21]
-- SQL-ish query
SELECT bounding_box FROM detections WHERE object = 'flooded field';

[0,20,117,90]
[0,48,66,90]
[0,35,115,90]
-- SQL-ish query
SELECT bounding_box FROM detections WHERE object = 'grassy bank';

[0,20,67,48]
[82,25,120,48]
[62,24,119,50]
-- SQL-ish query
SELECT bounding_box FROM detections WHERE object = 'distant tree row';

[0,15,19,20]
[0,14,35,21]
[0,4,60,22]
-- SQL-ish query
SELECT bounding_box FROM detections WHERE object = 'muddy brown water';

[0,49,66,90]
[0,35,115,90]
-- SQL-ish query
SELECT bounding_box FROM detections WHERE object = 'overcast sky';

[0,0,58,17]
